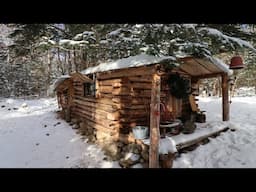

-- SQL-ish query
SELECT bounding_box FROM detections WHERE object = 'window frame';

[83,82,96,97]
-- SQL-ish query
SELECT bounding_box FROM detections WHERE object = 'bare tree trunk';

[82,50,88,69]
[57,48,65,75]
[74,48,78,72]
[218,77,222,97]
[213,78,218,96]
[46,50,52,96]
[67,50,72,74]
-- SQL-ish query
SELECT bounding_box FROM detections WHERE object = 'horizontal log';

[119,117,147,123]
[86,121,118,135]
[111,97,150,104]
[73,85,82,88]
[74,95,123,109]
[99,88,166,97]
[112,87,131,95]
[74,99,118,112]
[100,83,152,92]
[74,106,148,125]
[75,105,110,119]
[75,104,121,121]
[74,88,83,92]
[99,82,124,87]
[119,109,149,115]
[73,108,119,130]
[100,94,115,99]
[78,97,123,109]
[74,91,83,95]
[123,105,149,110]
[73,87,83,91]
[99,78,123,85]
[74,95,108,103]
[97,65,156,80]
[99,86,114,93]
[100,82,124,88]
[130,83,152,90]
[112,97,130,103]
[74,95,151,110]
[73,107,107,121]
[128,76,152,83]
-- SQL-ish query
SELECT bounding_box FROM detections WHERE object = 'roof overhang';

[53,75,71,91]
[177,56,233,78]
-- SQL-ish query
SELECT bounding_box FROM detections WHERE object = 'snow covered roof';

[208,57,233,76]
[53,54,232,89]
[81,53,176,75]
[178,56,233,77]
[81,53,232,77]
[53,75,71,90]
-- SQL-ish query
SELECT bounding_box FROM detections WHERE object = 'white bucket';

[132,126,149,139]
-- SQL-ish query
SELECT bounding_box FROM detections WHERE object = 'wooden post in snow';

[222,73,229,121]
[149,73,161,168]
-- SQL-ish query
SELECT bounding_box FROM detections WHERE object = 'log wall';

[68,66,193,143]
[71,68,153,142]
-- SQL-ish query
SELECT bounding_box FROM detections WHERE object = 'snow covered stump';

[158,137,177,168]
[159,153,175,168]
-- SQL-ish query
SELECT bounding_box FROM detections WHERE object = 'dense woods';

[1,24,256,97]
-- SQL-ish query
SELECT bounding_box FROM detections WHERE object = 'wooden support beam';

[222,74,229,121]
[193,72,223,79]
[149,73,161,168]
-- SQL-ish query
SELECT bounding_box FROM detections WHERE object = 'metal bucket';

[132,126,149,139]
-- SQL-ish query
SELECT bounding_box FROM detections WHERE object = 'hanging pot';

[230,56,245,69]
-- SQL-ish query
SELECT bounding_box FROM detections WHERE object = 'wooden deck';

[174,126,229,150]
[142,121,230,152]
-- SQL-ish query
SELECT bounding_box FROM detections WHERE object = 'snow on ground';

[1,92,256,168]
[234,87,256,97]
[0,98,120,168]
[173,96,256,168]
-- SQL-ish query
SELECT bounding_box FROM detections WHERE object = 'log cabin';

[54,53,232,167]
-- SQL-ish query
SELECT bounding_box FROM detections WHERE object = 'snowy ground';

[1,94,256,168]
[173,96,256,168]
[0,98,120,168]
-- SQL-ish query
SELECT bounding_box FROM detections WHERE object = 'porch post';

[149,73,161,168]
[222,73,229,121]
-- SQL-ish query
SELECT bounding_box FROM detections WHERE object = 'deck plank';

[142,122,229,152]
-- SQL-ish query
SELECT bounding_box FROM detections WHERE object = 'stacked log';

[71,70,153,143]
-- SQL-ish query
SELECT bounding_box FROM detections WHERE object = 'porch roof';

[177,56,233,77]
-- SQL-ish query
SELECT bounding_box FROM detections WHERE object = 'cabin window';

[83,82,95,97]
